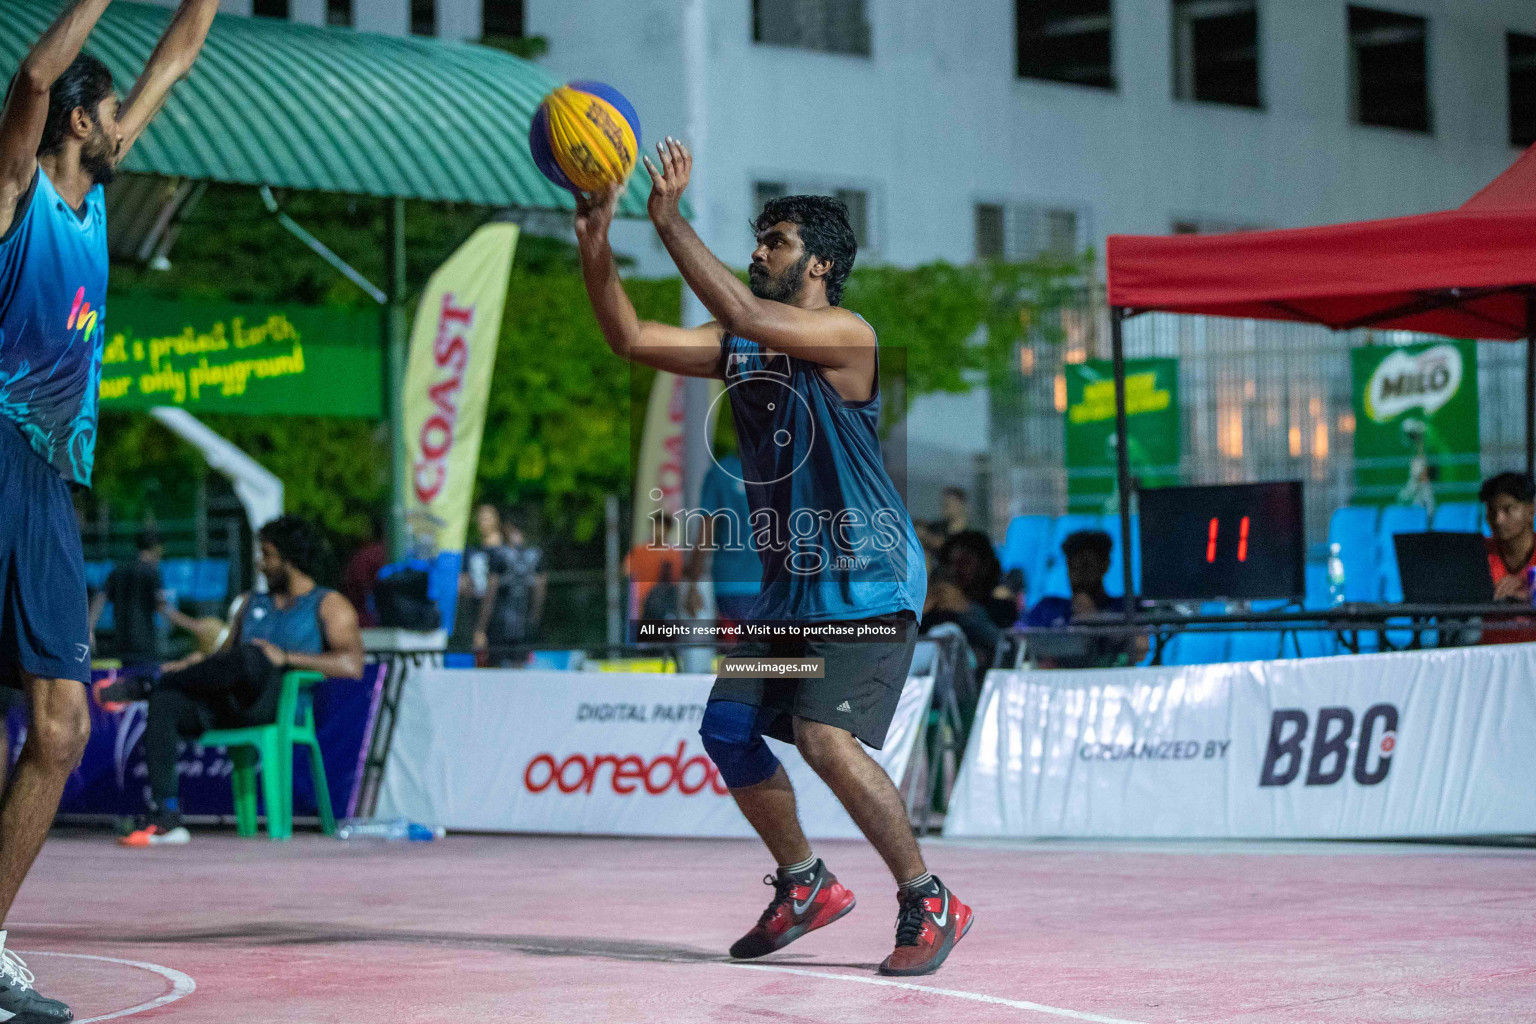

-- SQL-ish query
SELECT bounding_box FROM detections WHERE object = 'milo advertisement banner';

[1350,341,1480,506]
[1064,358,1180,513]
[99,297,381,417]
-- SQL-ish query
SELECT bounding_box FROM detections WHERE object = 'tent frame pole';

[1527,290,1536,480]
[1111,306,1136,619]
[384,197,409,558]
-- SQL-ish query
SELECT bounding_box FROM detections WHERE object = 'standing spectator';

[89,530,164,668]
[1479,472,1536,644]
[464,504,545,662]
[626,510,686,640]
[342,514,389,627]
[685,454,762,628]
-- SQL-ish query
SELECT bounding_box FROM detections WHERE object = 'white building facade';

[151,0,1536,528]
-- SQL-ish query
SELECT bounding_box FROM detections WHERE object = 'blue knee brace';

[699,700,780,789]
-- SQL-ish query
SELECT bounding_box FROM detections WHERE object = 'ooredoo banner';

[377,667,934,837]
[947,643,1536,839]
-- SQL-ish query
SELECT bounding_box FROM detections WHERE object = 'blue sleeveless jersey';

[241,588,331,656]
[721,320,926,623]
[0,168,109,486]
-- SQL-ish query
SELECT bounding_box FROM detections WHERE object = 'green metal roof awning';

[0,0,652,214]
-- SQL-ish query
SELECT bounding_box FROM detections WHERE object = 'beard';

[749,252,811,303]
[81,131,117,186]
[265,567,291,595]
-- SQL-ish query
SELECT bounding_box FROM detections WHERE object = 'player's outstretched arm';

[644,138,873,369]
[115,0,218,164]
[575,182,724,379]
[0,0,114,233]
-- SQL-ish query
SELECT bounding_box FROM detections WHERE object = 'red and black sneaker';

[878,876,973,976]
[728,860,856,959]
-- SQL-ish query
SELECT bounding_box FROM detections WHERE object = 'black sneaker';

[0,933,72,1022]
[728,860,857,959]
[878,876,974,977]
[93,675,151,711]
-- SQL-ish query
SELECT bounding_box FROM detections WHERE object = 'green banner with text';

[1350,340,1480,507]
[99,297,381,417]
[1064,358,1181,514]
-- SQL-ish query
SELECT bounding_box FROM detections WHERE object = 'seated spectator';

[919,567,995,730]
[938,529,1016,628]
[1022,530,1144,667]
[96,516,364,846]
[1480,472,1536,644]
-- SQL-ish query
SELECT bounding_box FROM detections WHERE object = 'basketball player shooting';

[0,2,217,1018]
[575,139,973,977]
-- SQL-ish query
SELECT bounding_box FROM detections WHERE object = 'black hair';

[134,529,161,552]
[754,195,857,306]
[259,515,336,582]
[1062,529,1114,562]
[1480,472,1536,505]
[38,54,115,157]
[942,486,967,501]
[939,529,1002,603]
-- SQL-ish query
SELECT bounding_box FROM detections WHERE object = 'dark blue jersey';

[0,168,109,485]
[720,319,926,623]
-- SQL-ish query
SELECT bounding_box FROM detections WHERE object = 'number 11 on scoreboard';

[1205,516,1252,563]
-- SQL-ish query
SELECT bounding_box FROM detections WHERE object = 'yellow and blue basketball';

[529,81,641,194]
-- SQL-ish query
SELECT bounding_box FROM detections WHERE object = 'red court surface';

[13,830,1536,1023]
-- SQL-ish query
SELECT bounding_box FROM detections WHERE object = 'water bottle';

[1526,566,1536,609]
[336,816,444,841]
[1327,543,1347,606]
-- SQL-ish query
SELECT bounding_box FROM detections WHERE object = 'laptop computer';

[1392,532,1494,604]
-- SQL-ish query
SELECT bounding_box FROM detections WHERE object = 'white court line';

[719,963,1152,1024]
[18,951,195,1023]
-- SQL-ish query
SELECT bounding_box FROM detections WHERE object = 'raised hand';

[642,136,692,224]
[574,182,623,251]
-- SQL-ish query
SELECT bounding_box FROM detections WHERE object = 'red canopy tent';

[1102,144,1536,601]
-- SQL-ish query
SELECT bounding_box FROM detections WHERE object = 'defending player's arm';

[0,0,114,235]
[643,139,873,369]
[574,183,724,378]
[114,0,218,164]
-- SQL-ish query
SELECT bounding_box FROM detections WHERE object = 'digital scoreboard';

[1138,482,1306,601]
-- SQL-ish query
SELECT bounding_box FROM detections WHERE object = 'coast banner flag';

[401,222,519,626]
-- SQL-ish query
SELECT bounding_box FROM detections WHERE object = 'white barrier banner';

[378,667,934,837]
[947,644,1536,839]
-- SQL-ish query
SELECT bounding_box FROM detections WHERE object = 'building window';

[1348,6,1430,133]
[753,181,875,251]
[975,202,1085,261]
[1015,1,1115,90]
[1172,0,1261,107]
[411,0,437,36]
[483,0,524,38]
[1511,33,1536,148]
[326,0,352,27]
[252,0,290,18]
[752,0,871,57]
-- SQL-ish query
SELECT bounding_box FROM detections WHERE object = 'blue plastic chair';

[1431,502,1483,534]
[160,559,197,602]
[1162,603,1232,665]
[1327,506,1383,603]
[1001,515,1054,606]
[192,558,231,603]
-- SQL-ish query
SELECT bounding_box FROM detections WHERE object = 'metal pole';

[680,0,713,511]
[1526,290,1535,479]
[1111,306,1135,618]
[605,493,622,646]
[384,197,409,558]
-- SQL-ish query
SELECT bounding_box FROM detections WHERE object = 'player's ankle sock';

[898,871,939,896]
[777,855,818,882]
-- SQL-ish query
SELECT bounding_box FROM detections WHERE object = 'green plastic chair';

[199,670,335,841]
